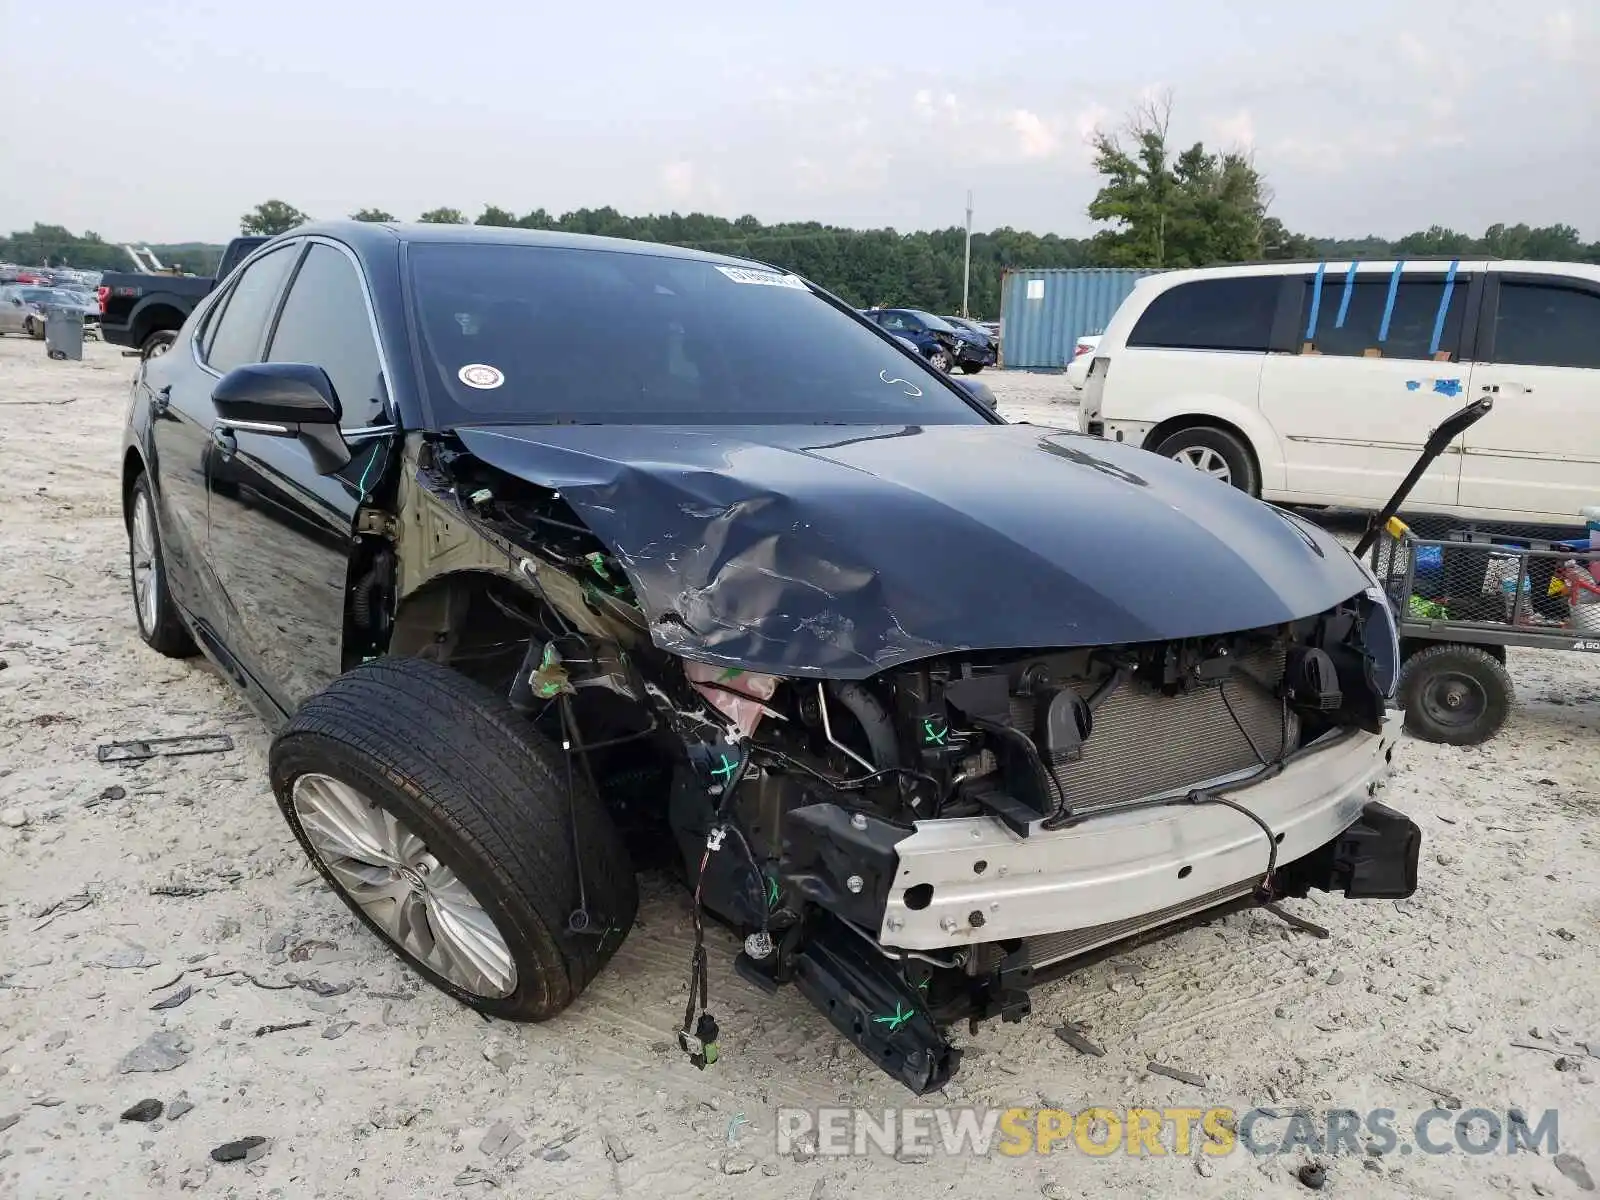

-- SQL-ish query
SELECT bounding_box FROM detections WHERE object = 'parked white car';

[1080,260,1600,525]
[1063,333,1101,389]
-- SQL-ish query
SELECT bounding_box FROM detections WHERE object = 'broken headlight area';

[426,450,1412,1095]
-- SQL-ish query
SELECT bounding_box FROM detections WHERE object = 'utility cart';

[1354,397,1600,745]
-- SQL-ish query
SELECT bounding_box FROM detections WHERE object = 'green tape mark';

[872,1002,914,1032]
[711,754,737,782]
[921,718,948,746]
[766,876,781,909]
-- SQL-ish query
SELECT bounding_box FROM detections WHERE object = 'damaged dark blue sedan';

[120,222,1417,1093]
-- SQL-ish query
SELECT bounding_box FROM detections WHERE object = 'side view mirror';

[953,376,997,410]
[212,362,351,474]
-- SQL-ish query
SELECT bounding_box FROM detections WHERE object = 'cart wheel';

[1397,643,1513,746]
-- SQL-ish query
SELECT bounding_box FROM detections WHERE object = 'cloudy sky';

[4,0,1595,243]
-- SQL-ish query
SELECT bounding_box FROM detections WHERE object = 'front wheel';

[959,362,985,375]
[928,348,952,373]
[1152,426,1259,495]
[24,317,40,339]
[268,657,638,1020]
[1397,643,1513,746]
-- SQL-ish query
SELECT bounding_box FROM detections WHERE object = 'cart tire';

[1397,643,1513,746]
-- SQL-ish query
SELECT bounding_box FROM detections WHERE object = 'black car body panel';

[452,421,1370,677]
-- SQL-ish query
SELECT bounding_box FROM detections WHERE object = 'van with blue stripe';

[1078,259,1600,526]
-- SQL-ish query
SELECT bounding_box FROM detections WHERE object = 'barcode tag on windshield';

[715,265,808,290]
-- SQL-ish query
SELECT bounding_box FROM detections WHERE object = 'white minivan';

[1080,260,1600,525]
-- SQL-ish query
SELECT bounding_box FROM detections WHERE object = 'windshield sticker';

[715,265,808,290]
[458,363,505,390]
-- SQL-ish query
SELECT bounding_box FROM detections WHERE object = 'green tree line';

[7,99,1595,317]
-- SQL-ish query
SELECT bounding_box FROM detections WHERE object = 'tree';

[1085,94,1285,267]
[1393,225,1475,256]
[475,206,518,227]
[351,208,396,222]
[241,200,310,236]
[418,207,466,224]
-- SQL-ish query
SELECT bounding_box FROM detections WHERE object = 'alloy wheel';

[130,490,159,634]
[291,772,518,998]
[1172,444,1232,484]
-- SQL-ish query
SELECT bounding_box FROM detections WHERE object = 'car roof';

[286,220,778,272]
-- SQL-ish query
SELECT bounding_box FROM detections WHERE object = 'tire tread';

[269,657,636,1020]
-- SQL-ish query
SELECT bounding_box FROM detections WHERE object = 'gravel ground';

[1,340,1596,1199]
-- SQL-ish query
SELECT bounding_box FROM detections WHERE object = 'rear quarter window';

[1127,276,1281,353]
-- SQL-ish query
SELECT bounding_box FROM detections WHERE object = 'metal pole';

[961,190,973,317]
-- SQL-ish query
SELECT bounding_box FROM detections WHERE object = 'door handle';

[211,427,237,456]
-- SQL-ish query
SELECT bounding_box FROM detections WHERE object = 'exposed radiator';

[1010,653,1296,816]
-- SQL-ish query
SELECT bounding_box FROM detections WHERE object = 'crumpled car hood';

[452,422,1370,678]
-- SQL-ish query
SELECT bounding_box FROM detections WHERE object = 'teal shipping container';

[999,267,1163,369]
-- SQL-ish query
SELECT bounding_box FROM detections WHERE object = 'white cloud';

[1009,109,1058,159]
[1209,108,1256,150]
[661,160,696,202]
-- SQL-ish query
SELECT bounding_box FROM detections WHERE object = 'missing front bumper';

[879,712,1403,950]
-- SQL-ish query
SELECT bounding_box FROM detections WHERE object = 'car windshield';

[17,288,57,303]
[905,310,958,333]
[408,242,989,427]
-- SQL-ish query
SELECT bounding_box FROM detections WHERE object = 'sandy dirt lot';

[1,337,1597,1200]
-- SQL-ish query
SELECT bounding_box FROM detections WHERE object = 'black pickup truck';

[99,235,269,356]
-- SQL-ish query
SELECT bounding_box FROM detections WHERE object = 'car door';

[1459,270,1600,523]
[0,287,20,332]
[207,239,394,714]
[144,242,297,634]
[1256,264,1483,510]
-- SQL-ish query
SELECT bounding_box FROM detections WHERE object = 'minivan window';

[265,244,387,429]
[1299,275,1471,361]
[204,245,295,374]
[408,243,989,427]
[1126,277,1280,352]
[1492,282,1600,370]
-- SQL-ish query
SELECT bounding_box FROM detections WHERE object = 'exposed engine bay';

[351,429,1417,1093]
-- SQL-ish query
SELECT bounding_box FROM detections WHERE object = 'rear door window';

[203,245,295,373]
[1491,281,1600,369]
[1297,274,1472,361]
[1127,277,1280,352]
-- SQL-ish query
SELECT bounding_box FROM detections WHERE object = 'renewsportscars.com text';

[776,1105,1561,1159]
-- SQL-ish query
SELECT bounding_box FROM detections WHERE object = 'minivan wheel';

[268,657,638,1021]
[1153,426,1259,495]
[127,473,198,657]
